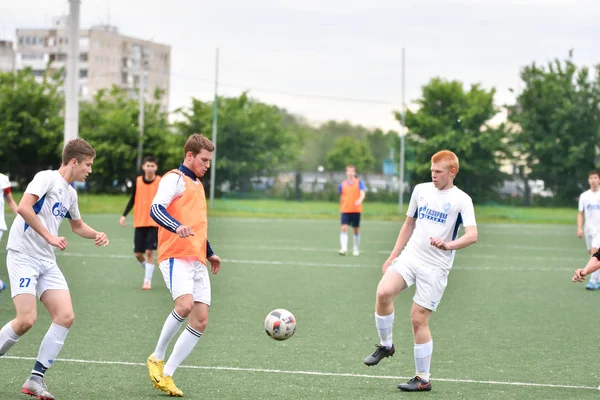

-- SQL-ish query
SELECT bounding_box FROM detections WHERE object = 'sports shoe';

[364,344,395,366]
[154,375,183,397]
[398,376,432,392]
[22,375,55,400]
[352,249,360,256]
[147,354,165,388]
[585,281,598,290]
[142,280,151,290]
[338,250,347,256]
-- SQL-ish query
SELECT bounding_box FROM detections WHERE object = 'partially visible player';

[363,150,477,392]
[120,156,161,290]
[576,170,600,290]
[0,138,109,400]
[0,172,18,297]
[146,134,221,397]
[338,165,366,256]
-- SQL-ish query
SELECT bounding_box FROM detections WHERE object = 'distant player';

[339,165,366,256]
[0,172,18,296]
[146,134,222,397]
[363,150,477,392]
[120,156,161,290]
[576,170,600,290]
[0,139,109,400]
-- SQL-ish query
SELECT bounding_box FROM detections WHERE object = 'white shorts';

[587,233,600,251]
[159,257,211,305]
[6,250,69,298]
[389,254,449,311]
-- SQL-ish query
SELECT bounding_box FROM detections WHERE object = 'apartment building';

[15,17,171,110]
[0,40,15,72]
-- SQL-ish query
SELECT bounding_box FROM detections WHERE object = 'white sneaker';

[338,249,347,256]
[353,249,360,256]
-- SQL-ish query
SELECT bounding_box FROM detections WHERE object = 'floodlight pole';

[64,0,80,145]
[209,48,219,209]
[398,48,406,214]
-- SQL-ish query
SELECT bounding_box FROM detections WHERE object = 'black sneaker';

[363,344,395,366]
[397,376,432,392]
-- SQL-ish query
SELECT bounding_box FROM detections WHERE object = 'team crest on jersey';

[418,203,448,224]
[52,202,69,218]
[443,202,452,213]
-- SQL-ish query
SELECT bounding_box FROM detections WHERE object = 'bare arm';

[382,217,417,273]
[69,218,109,246]
[430,226,478,251]
[573,252,600,282]
[5,192,17,215]
[577,211,584,238]
[355,190,366,206]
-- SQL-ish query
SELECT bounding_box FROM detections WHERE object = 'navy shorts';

[134,227,158,253]
[341,213,361,228]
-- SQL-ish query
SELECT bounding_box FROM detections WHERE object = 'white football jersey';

[0,173,11,231]
[7,170,81,261]
[578,189,600,236]
[404,182,476,270]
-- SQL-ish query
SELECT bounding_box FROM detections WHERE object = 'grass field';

[0,215,598,399]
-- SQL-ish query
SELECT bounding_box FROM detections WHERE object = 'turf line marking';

[0,250,576,272]
[2,356,596,391]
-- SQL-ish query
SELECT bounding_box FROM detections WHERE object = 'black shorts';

[134,227,158,253]
[341,213,361,228]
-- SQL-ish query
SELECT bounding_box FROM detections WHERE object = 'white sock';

[591,270,600,284]
[354,233,360,250]
[163,325,202,377]
[153,310,185,360]
[144,262,155,282]
[414,340,433,382]
[0,321,21,356]
[340,232,348,252]
[375,312,394,348]
[35,323,69,369]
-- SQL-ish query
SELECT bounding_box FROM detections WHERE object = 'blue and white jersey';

[404,182,476,270]
[0,173,11,231]
[578,189,600,236]
[7,170,81,261]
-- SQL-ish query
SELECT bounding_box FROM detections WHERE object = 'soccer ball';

[264,309,296,341]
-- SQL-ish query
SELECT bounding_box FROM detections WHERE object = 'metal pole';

[209,48,219,209]
[399,48,406,214]
[64,0,80,146]
[136,55,145,170]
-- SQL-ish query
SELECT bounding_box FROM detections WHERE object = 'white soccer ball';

[264,309,296,341]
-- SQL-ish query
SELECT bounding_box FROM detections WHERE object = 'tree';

[0,68,64,184]
[79,86,173,191]
[400,78,509,203]
[508,52,600,205]
[176,93,302,192]
[325,136,375,172]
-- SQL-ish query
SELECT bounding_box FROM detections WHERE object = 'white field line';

[1,355,597,391]
[0,249,577,272]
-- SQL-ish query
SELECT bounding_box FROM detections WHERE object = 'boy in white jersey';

[0,139,109,400]
[363,150,478,392]
[0,172,18,296]
[576,171,600,290]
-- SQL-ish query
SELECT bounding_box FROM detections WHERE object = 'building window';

[21,53,44,61]
[80,53,88,62]
[79,69,88,78]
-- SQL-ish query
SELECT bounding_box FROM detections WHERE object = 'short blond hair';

[184,134,215,157]
[431,150,459,173]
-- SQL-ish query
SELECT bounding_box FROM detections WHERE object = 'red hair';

[431,150,459,173]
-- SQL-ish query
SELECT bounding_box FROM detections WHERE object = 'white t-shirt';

[578,189,600,236]
[404,182,477,270]
[0,173,11,231]
[7,170,81,261]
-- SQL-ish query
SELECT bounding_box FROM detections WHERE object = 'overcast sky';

[2,0,599,130]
